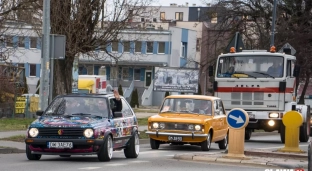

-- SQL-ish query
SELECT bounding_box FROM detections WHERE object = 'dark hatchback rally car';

[25,93,140,162]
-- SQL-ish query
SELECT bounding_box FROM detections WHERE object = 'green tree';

[164,91,170,97]
[118,84,123,96]
[130,89,139,108]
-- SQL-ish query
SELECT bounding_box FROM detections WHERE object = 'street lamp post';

[270,0,277,46]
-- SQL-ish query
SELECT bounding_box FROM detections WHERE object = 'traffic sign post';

[277,110,305,153]
[225,108,249,159]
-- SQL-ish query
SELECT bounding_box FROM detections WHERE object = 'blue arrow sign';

[226,109,247,129]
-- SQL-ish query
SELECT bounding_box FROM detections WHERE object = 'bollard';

[224,108,249,159]
[277,109,305,153]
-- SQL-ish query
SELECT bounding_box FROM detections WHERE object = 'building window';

[110,67,117,79]
[153,18,157,22]
[30,37,37,48]
[123,41,130,52]
[135,41,141,52]
[160,12,165,20]
[181,42,187,58]
[134,68,140,80]
[158,42,165,54]
[29,64,36,76]
[19,37,24,48]
[175,12,183,21]
[87,65,93,75]
[196,38,201,52]
[211,13,217,23]
[112,41,118,52]
[122,67,129,80]
[146,41,153,53]
[141,18,145,22]
[6,36,12,47]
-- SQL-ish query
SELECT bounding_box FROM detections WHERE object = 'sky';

[154,0,208,6]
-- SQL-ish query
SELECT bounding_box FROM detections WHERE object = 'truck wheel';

[280,124,285,143]
[245,129,252,140]
[300,122,309,142]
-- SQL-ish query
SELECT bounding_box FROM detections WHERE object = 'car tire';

[245,129,252,140]
[59,155,71,157]
[201,132,212,151]
[299,122,309,142]
[26,145,41,160]
[97,135,113,162]
[124,132,140,158]
[218,132,228,150]
[150,138,160,149]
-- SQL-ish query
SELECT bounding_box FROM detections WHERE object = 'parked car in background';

[146,95,229,151]
[25,91,140,162]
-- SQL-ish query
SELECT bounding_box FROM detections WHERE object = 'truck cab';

[209,46,310,143]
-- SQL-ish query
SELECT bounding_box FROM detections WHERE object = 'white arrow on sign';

[229,115,244,124]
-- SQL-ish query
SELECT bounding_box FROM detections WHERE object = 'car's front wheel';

[124,132,140,158]
[150,138,160,149]
[26,145,41,160]
[201,132,212,151]
[218,132,228,150]
[98,135,113,162]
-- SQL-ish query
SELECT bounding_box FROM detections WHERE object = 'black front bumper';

[25,138,103,146]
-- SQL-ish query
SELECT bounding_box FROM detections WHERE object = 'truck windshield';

[216,56,284,78]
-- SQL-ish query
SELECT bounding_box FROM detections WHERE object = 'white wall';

[186,29,197,68]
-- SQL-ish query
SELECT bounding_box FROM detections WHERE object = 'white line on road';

[256,144,309,149]
[78,167,101,170]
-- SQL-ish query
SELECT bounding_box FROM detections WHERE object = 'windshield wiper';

[233,72,257,79]
[252,72,275,78]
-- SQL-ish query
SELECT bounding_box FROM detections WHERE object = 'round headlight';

[188,124,194,130]
[195,125,201,131]
[159,123,165,129]
[153,122,159,129]
[29,128,39,137]
[83,129,94,138]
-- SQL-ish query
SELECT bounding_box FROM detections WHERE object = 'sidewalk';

[174,150,308,169]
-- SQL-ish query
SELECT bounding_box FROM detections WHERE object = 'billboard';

[153,67,199,93]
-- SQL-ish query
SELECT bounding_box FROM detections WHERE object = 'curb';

[173,153,308,169]
[0,148,25,154]
[245,150,307,161]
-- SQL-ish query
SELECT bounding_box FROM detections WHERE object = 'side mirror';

[36,110,44,116]
[294,65,300,77]
[208,66,214,76]
[114,111,123,118]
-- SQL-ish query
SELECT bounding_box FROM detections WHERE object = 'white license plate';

[48,142,73,149]
[248,114,255,119]
[168,136,182,141]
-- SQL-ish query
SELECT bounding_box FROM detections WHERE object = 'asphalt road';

[0,132,309,171]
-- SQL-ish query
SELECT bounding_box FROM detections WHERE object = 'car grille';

[231,92,264,105]
[37,128,85,138]
[165,123,189,130]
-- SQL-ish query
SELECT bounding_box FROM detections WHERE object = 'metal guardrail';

[123,81,134,98]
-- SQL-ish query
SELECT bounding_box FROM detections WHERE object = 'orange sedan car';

[145,95,229,151]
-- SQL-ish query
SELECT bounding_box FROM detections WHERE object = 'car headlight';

[195,125,201,131]
[269,113,279,118]
[159,123,165,129]
[188,124,194,130]
[29,128,39,137]
[83,129,94,138]
[153,122,159,129]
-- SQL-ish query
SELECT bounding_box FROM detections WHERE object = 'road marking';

[256,144,309,149]
[129,160,149,163]
[105,163,127,166]
[79,167,101,170]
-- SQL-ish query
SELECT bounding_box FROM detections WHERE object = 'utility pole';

[270,0,277,46]
[39,0,51,111]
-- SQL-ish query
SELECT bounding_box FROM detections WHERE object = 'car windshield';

[160,98,212,115]
[216,55,285,78]
[44,96,109,118]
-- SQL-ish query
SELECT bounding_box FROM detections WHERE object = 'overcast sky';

[153,0,208,6]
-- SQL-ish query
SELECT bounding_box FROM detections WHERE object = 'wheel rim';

[135,133,140,155]
[107,136,113,159]
[207,133,211,149]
